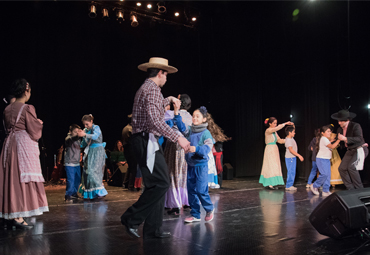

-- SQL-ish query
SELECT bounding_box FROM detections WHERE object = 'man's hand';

[338,133,347,141]
[177,137,190,152]
[168,96,181,109]
[298,155,304,162]
[174,102,180,115]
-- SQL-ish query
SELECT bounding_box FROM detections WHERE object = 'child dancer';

[178,106,215,223]
[64,124,82,202]
[78,114,108,199]
[310,125,341,197]
[207,113,230,188]
[284,126,304,191]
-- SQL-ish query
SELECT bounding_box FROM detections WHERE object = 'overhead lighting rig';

[87,1,199,28]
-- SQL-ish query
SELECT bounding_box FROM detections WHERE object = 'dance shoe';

[322,191,332,197]
[121,220,140,238]
[310,185,319,195]
[12,220,34,230]
[285,186,297,191]
[184,216,201,223]
[205,209,215,222]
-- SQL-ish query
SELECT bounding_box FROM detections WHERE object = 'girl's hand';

[78,130,86,137]
[285,121,294,126]
[189,146,196,153]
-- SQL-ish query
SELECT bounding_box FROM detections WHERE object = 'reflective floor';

[1,178,370,255]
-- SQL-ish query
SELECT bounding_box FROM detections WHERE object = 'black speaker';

[223,163,234,180]
[309,188,370,239]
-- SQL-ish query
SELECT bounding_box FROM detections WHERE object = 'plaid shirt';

[132,79,180,143]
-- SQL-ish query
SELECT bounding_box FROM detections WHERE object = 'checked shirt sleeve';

[147,90,179,143]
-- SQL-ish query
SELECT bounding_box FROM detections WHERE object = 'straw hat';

[331,109,356,121]
[138,57,178,74]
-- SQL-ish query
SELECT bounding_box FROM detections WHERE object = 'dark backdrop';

[1,1,369,182]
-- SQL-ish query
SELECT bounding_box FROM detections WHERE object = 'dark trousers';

[121,133,170,238]
[123,144,137,189]
[339,147,369,190]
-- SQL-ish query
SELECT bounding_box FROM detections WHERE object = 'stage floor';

[1,177,370,255]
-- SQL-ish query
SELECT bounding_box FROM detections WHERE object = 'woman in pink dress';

[0,79,49,229]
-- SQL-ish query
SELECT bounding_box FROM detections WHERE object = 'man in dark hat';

[331,109,368,189]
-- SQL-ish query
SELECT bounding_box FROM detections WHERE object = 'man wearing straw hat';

[331,109,368,190]
[121,57,190,239]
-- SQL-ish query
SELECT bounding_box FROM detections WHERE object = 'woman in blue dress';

[78,114,108,199]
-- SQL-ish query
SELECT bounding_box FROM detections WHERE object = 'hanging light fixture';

[157,2,166,13]
[131,12,139,27]
[116,9,124,23]
[102,8,109,20]
[89,2,97,18]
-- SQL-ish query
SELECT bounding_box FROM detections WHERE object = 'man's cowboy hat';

[331,109,356,121]
[138,57,178,74]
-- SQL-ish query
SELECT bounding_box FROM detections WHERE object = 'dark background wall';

[1,1,369,182]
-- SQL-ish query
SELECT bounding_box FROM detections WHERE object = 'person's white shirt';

[316,136,332,159]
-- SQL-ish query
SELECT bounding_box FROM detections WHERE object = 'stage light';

[147,4,152,9]
[292,9,299,16]
[157,2,166,13]
[116,9,124,23]
[89,3,97,18]
[174,12,179,17]
[290,114,293,119]
[102,8,109,20]
[131,13,139,27]
[137,2,142,6]
[368,104,370,109]
[191,17,197,21]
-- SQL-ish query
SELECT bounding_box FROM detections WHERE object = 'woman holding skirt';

[0,79,48,229]
[259,117,293,190]
[78,114,108,199]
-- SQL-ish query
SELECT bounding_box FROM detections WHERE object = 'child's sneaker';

[285,186,297,191]
[322,191,332,197]
[205,209,214,222]
[310,185,319,195]
[184,216,201,223]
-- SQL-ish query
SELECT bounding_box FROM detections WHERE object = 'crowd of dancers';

[0,57,230,238]
[259,111,368,196]
[1,56,367,240]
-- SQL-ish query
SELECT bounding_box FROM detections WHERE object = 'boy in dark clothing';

[64,124,82,202]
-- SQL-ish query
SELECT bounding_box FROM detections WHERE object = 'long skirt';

[330,148,343,185]
[79,146,108,199]
[259,144,285,187]
[0,137,48,219]
[164,141,189,208]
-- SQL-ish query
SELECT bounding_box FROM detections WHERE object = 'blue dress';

[79,124,108,199]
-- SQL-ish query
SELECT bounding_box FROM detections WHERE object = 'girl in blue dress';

[78,114,108,199]
[177,106,215,223]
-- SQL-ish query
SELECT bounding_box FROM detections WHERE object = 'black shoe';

[121,219,140,238]
[167,208,180,215]
[154,231,171,238]
[183,205,191,210]
[12,220,33,229]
